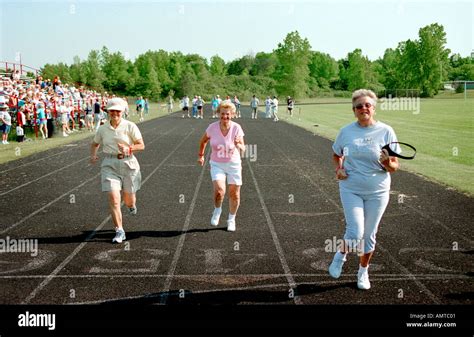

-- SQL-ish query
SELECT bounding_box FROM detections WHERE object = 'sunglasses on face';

[354,102,373,109]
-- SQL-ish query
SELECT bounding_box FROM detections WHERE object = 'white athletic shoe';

[210,208,221,226]
[112,229,126,243]
[227,219,236,232]
[328,252,346,279]
[128,206,137,216]
[357,267,371,290]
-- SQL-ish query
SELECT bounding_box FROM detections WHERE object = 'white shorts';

[210,160,242,186]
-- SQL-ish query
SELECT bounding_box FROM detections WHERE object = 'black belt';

[105,153,132,160]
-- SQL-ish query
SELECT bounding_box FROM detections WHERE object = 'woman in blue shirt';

[329,89,400,290]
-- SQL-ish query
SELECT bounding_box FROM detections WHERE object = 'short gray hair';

[352,89,377,107]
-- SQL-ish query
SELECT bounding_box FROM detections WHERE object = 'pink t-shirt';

[206,121,245,163]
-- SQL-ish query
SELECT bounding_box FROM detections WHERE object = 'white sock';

[359,265,368,273]
[228,213,236,221]
[213,207,222,215]
[336,251,347,261]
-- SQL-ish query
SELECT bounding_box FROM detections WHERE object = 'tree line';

[40,23,473,100]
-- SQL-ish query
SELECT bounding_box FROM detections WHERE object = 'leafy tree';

[227,54,255,76]
[308,51,339,89]
[417,23,451,96]
[273,31,311,98]
[250,52,277,77]
[101,48,131,94]
[210,55,226,76]
[84,50,105,90]
[41,63,72,83]
[69,56,87,86]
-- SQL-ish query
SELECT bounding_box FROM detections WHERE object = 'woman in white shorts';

[90,97,145,243]
[329,89,400,290]
[197,101,245,232]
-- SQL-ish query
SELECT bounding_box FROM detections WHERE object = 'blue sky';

[1,0,472,70]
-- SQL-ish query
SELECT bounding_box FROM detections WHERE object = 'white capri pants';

[340,190,390,254]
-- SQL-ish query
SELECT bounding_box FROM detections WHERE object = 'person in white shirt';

[181,95,190,118]
[329,89,400,290]
[271,96,279,122]
[0,99,12,144]
[265,96,272,118]
[90,98,145,244]
[250,95,260,119]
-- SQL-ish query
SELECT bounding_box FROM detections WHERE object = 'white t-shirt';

[332,121,399,194]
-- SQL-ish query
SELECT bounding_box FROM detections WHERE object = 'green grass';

[0,102,171,165]
[283,96,474,196]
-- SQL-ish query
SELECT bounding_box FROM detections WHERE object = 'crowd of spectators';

[0,73,122,143]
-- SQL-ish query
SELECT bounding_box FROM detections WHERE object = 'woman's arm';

[90,142,100,164]
[197,133,210,166]
[333,153,348,180]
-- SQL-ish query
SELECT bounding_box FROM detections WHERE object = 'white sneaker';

[128,206,137,216]
[357,267,371,290]
[1,140,5,144]
[112,229,126,243]
[210,208,221,226]
[328,252,346,279]
[227,219,236,232]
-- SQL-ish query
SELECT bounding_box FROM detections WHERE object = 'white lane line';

[0,174,99,235]
[378,246,441,304]
[0,156,90,196]
[1,273,468,279]
[159,154,209,304]
[246,160,302,305]
[0,122,164,175]
[54,275,458,305]
[1,125,180,234]
[0,147,83,174]
[21,215,112,304]
[22,129,195,304]
[253,123,441,304]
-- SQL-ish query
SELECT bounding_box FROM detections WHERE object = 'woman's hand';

[118,143,132,156]
[335,167,348,180]
[234,136,245,151]
[379,148,390,165]
[90,155,99,164]
[197,155,205,166]
[379,149,399,172]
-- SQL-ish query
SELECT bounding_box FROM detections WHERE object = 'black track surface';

[1,106,472,337]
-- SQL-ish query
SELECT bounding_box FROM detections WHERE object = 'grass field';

[283,95,474,196]
[0,102,171,165]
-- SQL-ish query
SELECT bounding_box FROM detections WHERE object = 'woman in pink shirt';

[198,101,245,232]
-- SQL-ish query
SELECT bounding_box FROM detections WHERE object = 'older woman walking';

[197,101,245,232]
[329,89,400,290]
[90,97,145,243]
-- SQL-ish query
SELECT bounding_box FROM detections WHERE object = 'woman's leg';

[329,190,364,279]
[210,180,226,226]
[108,190,123,230]
[359,192,390,266]
[228,184,241,215]
[122,191,136,209]
[213,180,226,208]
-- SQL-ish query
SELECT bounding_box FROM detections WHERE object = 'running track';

[0,106,472,336]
